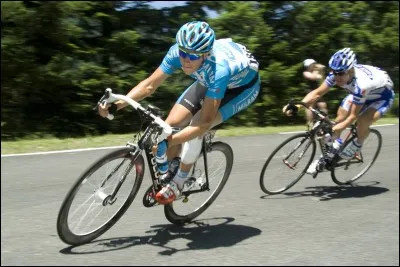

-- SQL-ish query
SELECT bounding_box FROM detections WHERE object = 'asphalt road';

[1,125,399,266]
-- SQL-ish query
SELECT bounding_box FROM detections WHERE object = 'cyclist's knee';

[372,111,382,123]
[165,104,192,128]
[317,102,328,110]
[181,137,203,164]
[358,108,376,125]
[335,107,349,123]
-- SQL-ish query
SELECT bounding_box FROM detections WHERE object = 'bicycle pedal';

[142,186,160,208]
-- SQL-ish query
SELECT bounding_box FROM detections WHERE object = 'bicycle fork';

[283,137,313,170]
[96,146,142,206]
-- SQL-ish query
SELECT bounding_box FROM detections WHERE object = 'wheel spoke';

[331,129,381,185]
[164,142,233,224]
[260,133,316,194]
[57,148,144,245]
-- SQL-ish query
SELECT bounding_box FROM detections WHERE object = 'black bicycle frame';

[99,118,214,203]
[97,121,158,204]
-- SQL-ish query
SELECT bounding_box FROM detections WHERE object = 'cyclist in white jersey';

[98,21,260,204]
[283,48,395,174]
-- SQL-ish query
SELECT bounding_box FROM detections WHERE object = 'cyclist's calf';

[181,136,203,164]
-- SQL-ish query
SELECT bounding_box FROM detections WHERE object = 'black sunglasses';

[332,70,348,76]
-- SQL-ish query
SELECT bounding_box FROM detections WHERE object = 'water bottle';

[330,138,343,158]
[324,133,333,153]
[325,138,342,160]
[155,140,168,174]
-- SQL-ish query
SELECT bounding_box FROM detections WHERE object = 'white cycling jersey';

[325,64,394,105]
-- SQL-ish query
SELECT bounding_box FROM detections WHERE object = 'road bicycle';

[57,88,234,246]
[259,100,382,195]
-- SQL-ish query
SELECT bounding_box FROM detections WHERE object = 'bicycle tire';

[260,133,317,194]
[331,128,382,185]
[57,147,145,246]
[164,142,233,225]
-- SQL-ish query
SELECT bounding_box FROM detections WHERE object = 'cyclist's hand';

[282,104,298,116]
[332,122,346,133]
[98,102,111,118]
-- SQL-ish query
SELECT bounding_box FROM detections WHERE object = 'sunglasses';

[332,70,348,77]
[178,49,203,61]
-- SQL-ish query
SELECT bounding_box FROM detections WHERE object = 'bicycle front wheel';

[164,142,233,225]
[331,128,382,185]
[260,133,316,194]
[57,147,145,246]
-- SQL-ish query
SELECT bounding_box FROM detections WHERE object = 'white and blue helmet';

[329,48,357,72]
[176,21,215,53]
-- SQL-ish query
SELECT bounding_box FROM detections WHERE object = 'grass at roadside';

[1,117,398,155]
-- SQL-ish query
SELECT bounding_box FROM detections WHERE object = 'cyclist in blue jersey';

[98,21,260,204]
[283,48,395,174]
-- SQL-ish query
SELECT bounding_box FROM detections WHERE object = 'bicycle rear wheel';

[164,142,233,225]
[331,128,382,185]
[57,147,145,246]
[260,133,316,194]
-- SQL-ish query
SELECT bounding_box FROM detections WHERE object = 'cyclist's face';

[179,51,205,75]
[333,69,352,86]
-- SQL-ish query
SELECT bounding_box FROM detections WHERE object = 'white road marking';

[1,124,397,157]
[1,146,124,157]
[278,124,396,135]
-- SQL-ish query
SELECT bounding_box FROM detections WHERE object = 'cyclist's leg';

[332,94,352,139]
[217,77,260,122]
[180,75,261,169]
[340,90,394,159]
[178,111,222,170]
[163,81,207,159]
[356,90,394,144]
[156,78,260,203]
[305,107,314,128]
[307,95,352,174]
[316,99,328,115]
[163,105,191,159]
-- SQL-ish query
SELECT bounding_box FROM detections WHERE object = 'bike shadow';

[260,181,389,201]
[59,217,261,255]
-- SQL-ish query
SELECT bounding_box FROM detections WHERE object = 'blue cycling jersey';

[160,38,259,99]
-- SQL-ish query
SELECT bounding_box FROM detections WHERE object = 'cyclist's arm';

[303,70,322,81]
[301,81,330,107]
[115,67,170,110]
[168,96,221,146]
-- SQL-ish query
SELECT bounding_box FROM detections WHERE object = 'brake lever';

[93,95,114,120]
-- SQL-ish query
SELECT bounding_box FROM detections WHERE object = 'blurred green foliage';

[1,1,399,140]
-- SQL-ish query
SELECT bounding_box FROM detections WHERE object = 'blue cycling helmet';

[176,21,215,53]
[329,48,357,72]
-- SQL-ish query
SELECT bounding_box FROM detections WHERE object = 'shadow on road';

[59,217,261,255]
[260,181,389,201]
